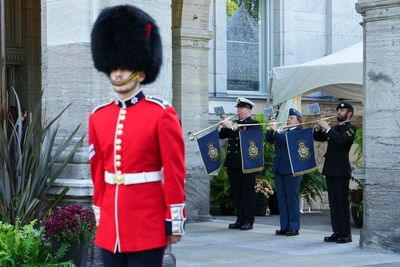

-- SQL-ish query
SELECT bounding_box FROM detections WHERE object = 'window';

[226,0,271,95]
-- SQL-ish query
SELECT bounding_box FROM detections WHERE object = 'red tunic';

[88,91,186,253]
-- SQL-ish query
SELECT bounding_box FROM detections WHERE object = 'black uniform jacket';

[313,121,356,178]
[219,116,260,169]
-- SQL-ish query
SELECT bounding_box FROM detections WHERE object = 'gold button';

[116,145,122,151]
[117,130,123,135]
[116,139,122,145]
[116,170,122,175]
[119,115,126,121]
[117,124,124,129]
[115,154,121,160]
[116,161,121,167]
[120,109,127,115]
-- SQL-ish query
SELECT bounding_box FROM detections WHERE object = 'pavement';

[172,211,400,267]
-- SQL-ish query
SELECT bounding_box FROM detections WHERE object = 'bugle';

[280,115,337,130]
[231,115,337,131]
[188,114,237,141]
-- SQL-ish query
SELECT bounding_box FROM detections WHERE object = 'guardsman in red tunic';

[89,5,186,266]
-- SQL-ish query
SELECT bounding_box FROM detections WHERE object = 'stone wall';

[42,0,173,197]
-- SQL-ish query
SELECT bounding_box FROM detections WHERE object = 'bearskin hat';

[90,5,162,84]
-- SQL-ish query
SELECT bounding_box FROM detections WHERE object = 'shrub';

[0,220,73,266]
[0,92,84,225]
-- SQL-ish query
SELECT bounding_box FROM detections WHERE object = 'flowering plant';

[254,178,274,199]
[349,188,363,205]
[349,177,364,225]
[349,177,364,205]
[44,204,96,244]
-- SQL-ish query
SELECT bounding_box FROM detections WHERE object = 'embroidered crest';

[297,140,311,161]
[248,140,259,159]
[207,143,219,161]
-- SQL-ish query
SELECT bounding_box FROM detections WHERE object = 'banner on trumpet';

[196,129,221,175]
[214,106,225,117]
[263,107,276,120]
[308,103,321,115]
[285,128,317,176]
[239,128,264,174]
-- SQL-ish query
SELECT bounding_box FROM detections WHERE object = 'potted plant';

[0,91,84,225]
[254,177,274,215]
[0,220,74,266]
[300,169,327,208]
[44,204,96,266]
[349,177,364,228]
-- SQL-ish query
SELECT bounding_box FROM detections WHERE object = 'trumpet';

[231,115,337,131]
[188,114,237,141]
[280,115,337,130]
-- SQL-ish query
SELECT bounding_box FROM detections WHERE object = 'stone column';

[356,0,400,253]
[172,0,214,221]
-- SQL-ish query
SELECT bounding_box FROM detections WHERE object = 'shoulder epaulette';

[91,100,114,114]
[145,95,170,109]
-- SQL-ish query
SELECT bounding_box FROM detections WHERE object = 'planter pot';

[220,203,234,215]
[268,193,280,215]
[52,239,89,267]
[351,202,363,228]
[255,197,268,216]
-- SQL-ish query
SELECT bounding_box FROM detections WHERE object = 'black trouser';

[227,168,256,225]
[101,247,164,267]
[326,176,351,237]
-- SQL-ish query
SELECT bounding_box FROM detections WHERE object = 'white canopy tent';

[269,42,363,121]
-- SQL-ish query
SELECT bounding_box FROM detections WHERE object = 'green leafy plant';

[227,0,260,21]
[354,128,363,168]
[300,170,327,206]
[210,141,234,214]
[0,220,74,266]
[0,92,84,225]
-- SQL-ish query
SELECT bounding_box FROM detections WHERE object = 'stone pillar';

[356,0,400,253]
[172,0,214,221]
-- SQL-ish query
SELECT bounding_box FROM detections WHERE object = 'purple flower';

[44,204,96,242]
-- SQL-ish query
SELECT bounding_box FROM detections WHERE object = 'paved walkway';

[172,212,400,267]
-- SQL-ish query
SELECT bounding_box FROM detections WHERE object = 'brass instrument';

[231,115,337,132]
[280,115,337,130]
[188,114,237,141]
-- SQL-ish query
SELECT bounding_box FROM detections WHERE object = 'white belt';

[105,170,162,185]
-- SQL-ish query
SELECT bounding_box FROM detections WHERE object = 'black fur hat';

[91,5,162,84]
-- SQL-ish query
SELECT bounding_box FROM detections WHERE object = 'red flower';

[349,188,363,204]
[44,204,95,243]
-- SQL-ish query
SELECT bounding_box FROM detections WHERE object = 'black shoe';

[285,230,299,236]
[240,223,253,231]
[275,229,287,235]
[324,232,340,242]
[336,235,352,243]
[228,222,242,229]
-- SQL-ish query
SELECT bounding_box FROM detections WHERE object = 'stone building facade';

[1,0,364,224]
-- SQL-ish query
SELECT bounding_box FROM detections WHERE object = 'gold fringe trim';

[292,166,318,177]
[242,166,264,174]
